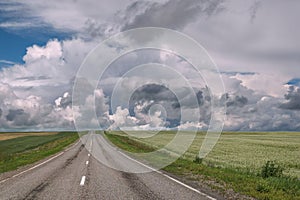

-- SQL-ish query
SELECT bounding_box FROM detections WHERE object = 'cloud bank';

[0,0,299,131]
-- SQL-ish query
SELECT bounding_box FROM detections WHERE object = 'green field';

[109,131,300,177]
[104,131,300,200]
[0,132,79,173]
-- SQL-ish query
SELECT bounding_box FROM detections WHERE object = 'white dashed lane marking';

[80,176,86,186]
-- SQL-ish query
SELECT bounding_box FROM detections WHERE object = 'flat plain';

[0,132,58,141]
[0,132,78,173]
[105,131,300,200]
[121,131,300,178]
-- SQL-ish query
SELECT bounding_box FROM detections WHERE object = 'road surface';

[0,131,220,200]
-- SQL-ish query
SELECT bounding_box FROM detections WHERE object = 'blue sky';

[0,28,71,68]
[0,29,33,65]
[287,78,300,87]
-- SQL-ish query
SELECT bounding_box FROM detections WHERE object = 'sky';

[0,0,299,131]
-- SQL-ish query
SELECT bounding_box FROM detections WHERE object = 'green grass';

[0,132,79,173]
[104,131,300,200]
[118,131,300,178]
[165,158,300,200]
[104,133,155,153]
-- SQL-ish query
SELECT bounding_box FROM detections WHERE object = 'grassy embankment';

[0,132,79,173]
[104,131,300,200]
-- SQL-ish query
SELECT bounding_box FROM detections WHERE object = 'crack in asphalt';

[121,172,164,200]
[23,182,49,200]
[22,144,84,200]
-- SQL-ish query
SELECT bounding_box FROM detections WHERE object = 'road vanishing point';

[0,131,220,200]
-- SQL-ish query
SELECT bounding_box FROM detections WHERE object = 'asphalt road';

[0,131,219,200]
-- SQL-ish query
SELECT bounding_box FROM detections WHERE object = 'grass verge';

[104,133,155,153]
[104,131,300,200]
[0,132,78,173]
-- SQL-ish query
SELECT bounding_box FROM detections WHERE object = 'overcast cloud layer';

[0,0,300,131]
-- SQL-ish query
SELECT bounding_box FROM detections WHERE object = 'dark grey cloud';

[129,84,177,103]
[221,93,248,108]
[280,86,300,110]
[129,84,180,126]
[217,85,300,132]
[5,109,34,127]
[127,84,215,128]
[249,0,262,23]
[122,0,224,30]
[6,109,25,121]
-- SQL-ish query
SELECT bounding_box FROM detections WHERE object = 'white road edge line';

[86,161,89,165]
[0,140,80,184]
[80,176,86,186]
[117,150,216,200]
